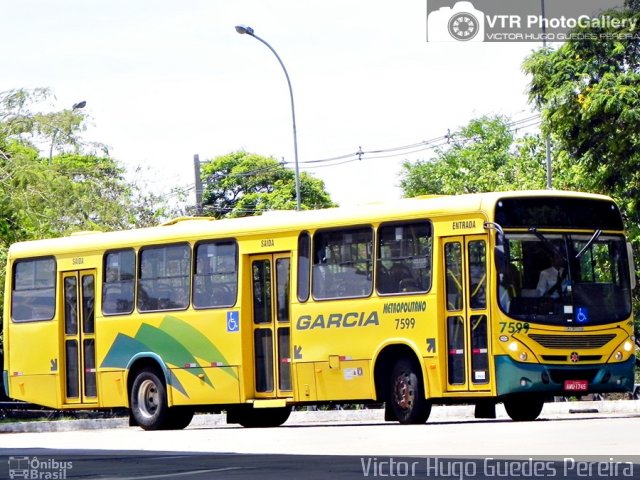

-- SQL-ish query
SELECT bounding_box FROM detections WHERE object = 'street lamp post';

[235,24,302,211]
[48,100,87,164]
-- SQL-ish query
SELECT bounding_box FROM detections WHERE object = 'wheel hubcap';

[394,373,413,410]
[137,379,159,419]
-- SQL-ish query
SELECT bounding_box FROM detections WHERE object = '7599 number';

[499,321,530,334]
[395,318,416,329]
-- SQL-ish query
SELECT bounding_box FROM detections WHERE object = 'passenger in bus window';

[499,263,521,312]
[536,252,565,298]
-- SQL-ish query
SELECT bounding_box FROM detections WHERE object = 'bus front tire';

[503,395,544,422]
[389,358,431,424]
[130,369,169,430]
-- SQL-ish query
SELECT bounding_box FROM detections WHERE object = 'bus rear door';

[61,270,98,405]
[249,253,293,399]
[442,236,491,393]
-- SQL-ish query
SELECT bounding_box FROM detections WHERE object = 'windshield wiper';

[575,229,602,259]
[528,227,567,261]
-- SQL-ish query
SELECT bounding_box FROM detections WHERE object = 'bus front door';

[250,253,293,399]
[443,236,491,393]
[61,270,98,405]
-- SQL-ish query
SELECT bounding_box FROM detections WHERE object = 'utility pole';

[193,154,204,215]
[541,0,552,189]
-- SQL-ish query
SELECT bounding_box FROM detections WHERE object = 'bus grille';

[528,334,616,350]
[541,355,603,362]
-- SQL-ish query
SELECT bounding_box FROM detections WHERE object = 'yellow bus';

[3,191,637,429]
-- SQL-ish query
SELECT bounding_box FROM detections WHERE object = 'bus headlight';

[623,341,633,352]
[508,341,530,362]
[614,351,623,361]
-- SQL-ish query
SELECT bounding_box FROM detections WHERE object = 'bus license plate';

[564,380,588,391]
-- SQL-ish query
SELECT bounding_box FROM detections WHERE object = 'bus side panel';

[97,370,126,407]
[169,366,241,406]
[6,321,61,408]
[294,362,317,402]
[8,375,60,409]
[313,359,373,400]
[291,295,434,402]
[97,310,244,407]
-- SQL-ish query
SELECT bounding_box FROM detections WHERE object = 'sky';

[0,0,540,207]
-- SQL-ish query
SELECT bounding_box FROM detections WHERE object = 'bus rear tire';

[130,369,169,430]
[503,394,544,422]
[389,357,431,424]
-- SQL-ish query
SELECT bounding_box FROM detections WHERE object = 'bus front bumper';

[495,355,636,397]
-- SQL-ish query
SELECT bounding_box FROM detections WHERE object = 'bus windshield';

[497,232,632,326]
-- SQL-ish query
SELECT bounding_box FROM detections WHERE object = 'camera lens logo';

[448,12,480,41]
[427,1,485,42]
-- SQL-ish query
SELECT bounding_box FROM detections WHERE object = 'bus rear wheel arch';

[374,346,431,425]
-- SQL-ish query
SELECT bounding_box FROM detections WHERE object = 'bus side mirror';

[628,242,637,291]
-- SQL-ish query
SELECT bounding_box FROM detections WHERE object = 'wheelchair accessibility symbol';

[575,307,589,324]
[227,311,240,332]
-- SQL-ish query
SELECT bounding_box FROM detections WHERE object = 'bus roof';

[7,190,615,257]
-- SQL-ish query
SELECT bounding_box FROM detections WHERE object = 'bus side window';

[138,244,190,312]
[312,227,373,299]
[376,221,432,295]
[102,249,135,315]
[12,257,56,322]
[297,232,311,302]
[193,240,238,309]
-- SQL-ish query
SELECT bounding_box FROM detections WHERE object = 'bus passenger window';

[312,227,373,299]
[102,250,135,315]
[11,257,56,322]
[376,221,432,295]
[193,240,238,309]
[297,232,310,302]
[138,244,190,312]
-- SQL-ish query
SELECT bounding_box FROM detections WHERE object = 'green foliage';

[0,88,174,331]
[200,151,335,218]
[400,115,547,196]
[522,4,640,327]
[0,88,98,157]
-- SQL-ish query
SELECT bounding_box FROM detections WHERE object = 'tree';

[200,151,336,218]
[0,88,171,235]
[0,88,174,334]
[522,2,640,327]
[400,115,547,196]
[0,88,104,159]
[522,1,640,243]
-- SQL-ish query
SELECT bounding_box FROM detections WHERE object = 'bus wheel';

[233,406,292,428]
[389,358,431,424]
[503,395,544,422]
[130,369,169,430]
[166,407,195,430]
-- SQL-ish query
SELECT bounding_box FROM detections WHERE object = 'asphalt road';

[3,450,639,480]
